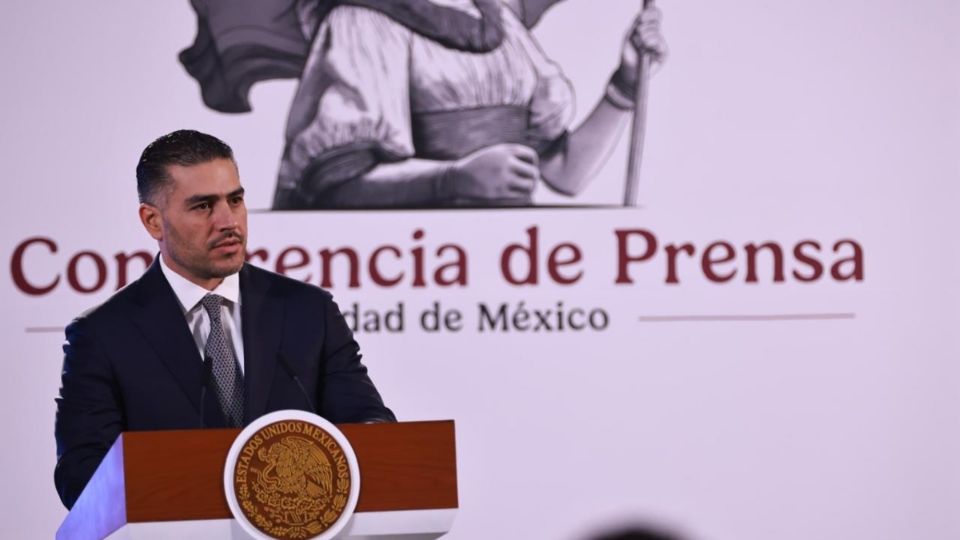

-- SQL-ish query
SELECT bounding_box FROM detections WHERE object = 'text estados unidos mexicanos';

[9,226,864,295]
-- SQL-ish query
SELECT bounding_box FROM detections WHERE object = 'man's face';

[139,158,247,289]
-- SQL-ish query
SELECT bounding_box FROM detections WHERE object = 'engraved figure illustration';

[180,0,668,209]
[254,436,333,525]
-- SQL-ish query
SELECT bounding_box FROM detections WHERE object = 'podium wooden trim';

[57,420,457,540]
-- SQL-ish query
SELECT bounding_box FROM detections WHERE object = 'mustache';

[208,231,244,249]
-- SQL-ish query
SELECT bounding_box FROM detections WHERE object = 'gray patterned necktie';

[200,294,244,427]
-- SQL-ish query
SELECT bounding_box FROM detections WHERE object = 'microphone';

[277,352,316,413]
[199,354,213,428]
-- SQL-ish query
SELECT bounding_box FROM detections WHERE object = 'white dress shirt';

[159,255,245,374]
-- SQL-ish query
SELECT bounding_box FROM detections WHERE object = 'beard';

[164,227,246,283]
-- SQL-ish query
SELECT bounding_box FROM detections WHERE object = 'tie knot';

[199,294,224,321]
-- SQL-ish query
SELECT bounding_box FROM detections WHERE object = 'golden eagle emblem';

[233,420,352,539]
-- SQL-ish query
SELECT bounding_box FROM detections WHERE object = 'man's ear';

[139,203,163,241]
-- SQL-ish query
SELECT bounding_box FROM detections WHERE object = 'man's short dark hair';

[136,129,235,204]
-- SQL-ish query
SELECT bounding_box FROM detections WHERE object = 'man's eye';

[193,202,210,211]
[230,196,244,205]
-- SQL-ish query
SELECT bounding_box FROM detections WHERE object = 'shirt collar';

[159,254,241,313]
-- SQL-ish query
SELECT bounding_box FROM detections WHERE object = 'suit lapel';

[240,265,283,423]
[128,260,205,414]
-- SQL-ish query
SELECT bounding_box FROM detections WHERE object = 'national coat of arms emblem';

[225,411,360,540]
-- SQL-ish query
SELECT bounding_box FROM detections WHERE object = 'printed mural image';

[179,0,667,209]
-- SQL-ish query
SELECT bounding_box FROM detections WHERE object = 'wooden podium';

[57,420,458,540]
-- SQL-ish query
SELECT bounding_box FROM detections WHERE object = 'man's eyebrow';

[183,193,218,206]
[183,187,245,206]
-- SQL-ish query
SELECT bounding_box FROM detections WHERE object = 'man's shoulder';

[65,268,156,335]
[77,268,154,315]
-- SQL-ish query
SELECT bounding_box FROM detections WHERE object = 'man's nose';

[212,201,238,230]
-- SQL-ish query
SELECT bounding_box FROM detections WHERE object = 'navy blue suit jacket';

[54,260,394,509]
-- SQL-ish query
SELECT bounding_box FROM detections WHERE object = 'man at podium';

[53,130,395,509]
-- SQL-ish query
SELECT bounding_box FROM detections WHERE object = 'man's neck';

[159,254,225,291]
